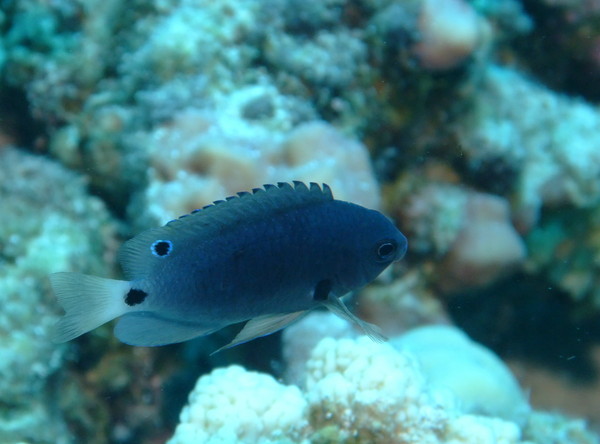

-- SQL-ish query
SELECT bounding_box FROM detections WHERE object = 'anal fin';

[114,312,216,346]
[212,311,306,355]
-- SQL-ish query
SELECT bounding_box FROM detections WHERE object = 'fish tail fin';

[49,272,131,343]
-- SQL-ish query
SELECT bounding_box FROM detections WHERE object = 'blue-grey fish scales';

[49,181,408,349]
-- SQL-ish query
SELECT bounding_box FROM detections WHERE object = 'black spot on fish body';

[151,240,173,257]
[313,279,332,301]
[125,288,147,306]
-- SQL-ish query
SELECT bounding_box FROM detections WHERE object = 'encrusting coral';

[392,325,530,424]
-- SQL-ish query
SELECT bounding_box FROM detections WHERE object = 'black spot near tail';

[125,288,148,306]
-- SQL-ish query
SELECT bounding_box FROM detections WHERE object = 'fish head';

[333,208,407,294]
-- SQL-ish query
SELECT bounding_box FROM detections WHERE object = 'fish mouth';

[394,234,408,262]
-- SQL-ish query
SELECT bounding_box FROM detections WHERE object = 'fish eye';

[375,240,397,262]
[151,239,173,257]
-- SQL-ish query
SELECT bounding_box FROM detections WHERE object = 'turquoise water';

[1,0,599,443]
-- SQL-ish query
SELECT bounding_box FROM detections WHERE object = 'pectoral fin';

[212,311,307,355]
[322,294,387,343]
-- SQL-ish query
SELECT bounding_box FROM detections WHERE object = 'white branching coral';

[168,365,309,444]
[170,336,596,444]
[305,337,449,444]
[304,336,526,444]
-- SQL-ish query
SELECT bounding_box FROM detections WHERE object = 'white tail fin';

[49,272,131,342]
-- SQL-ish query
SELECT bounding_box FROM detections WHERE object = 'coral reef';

[1,0,600,442]
[168,365,308,444]
[457,65,600,229]
[510,0,600,101]
[398,182,470,257]
[137,110,380,226]
[511,347,600,441]
[0,147,116,443]
[436,190,526,293]
[284,322,530,426]
[306,338,450,444]
[392,325,530,424]
[412,0,490,70]
[0,0,506,213]
[173,336,594,444]
[359,270,449,336]
[453,63,600,307]
[525,205,600,309]
[392,179,526,293]
[524,411,600,444]
[282,311,358,387]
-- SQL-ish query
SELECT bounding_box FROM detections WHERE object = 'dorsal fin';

[166,181,332,229]
[118,182,333,280]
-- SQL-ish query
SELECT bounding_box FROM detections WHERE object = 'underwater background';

[1,0,600,443]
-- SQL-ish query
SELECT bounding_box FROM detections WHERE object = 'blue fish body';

[50,182,407,349]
